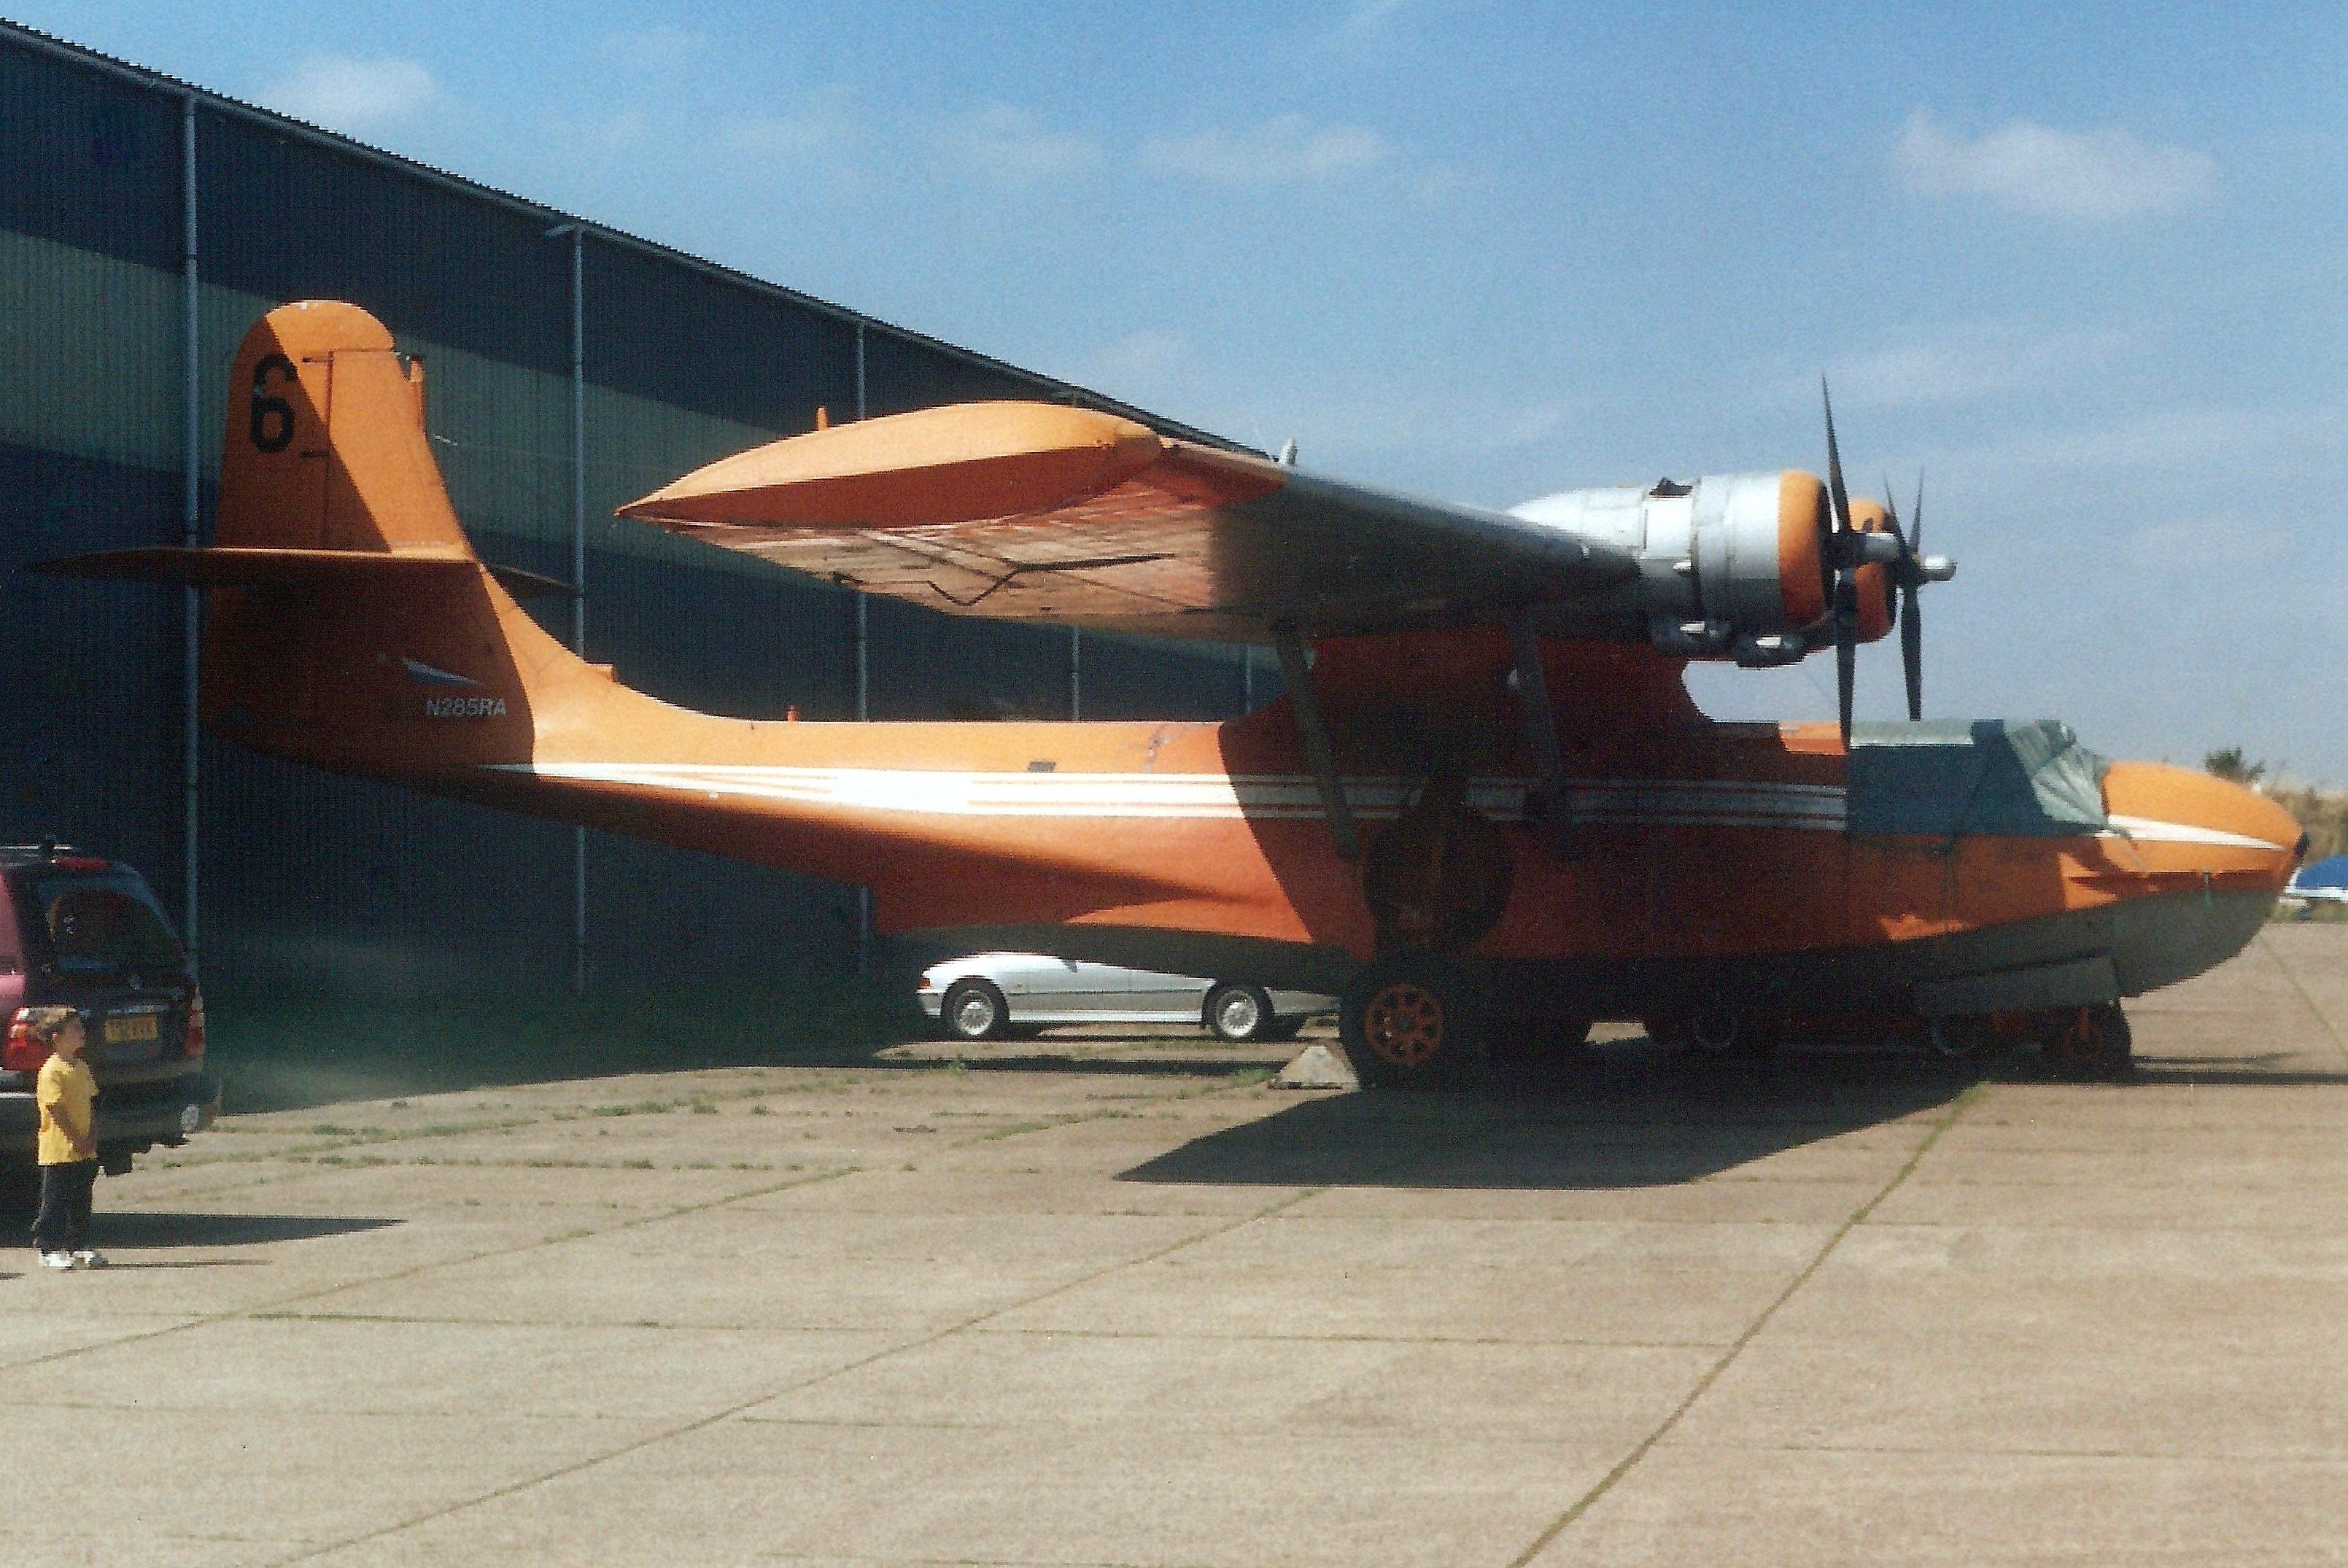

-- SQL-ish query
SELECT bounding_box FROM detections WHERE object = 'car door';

[1120,966,1210,1025]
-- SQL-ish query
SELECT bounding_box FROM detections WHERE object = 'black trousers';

[31,1160,96,1254]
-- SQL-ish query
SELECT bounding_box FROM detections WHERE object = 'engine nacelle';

[1508,471,1843,664]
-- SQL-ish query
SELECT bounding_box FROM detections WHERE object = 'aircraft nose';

[2102,761,2304,890]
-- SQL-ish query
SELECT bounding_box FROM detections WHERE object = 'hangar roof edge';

[0,19,1258,459]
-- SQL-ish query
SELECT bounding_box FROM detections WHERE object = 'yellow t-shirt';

[36,1055,96,1166]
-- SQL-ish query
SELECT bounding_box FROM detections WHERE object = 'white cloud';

[2128,513,2292,573]
[1143,114,1390,185]
[1894,111,2216,221]
[264,54,440,135]
[727,101,853,159]
[1094,329,1188,385]
[1814,322,2130,410]
[594,109,648,149]
[948,106,1104,187]
[600,25,705,71]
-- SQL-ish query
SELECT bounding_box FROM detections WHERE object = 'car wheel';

[940,979,1009,1042]
[1206,983,1275,1042]
[1338,953,1482,1089]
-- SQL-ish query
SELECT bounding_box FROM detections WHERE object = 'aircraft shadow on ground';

[1122,1047,1977,1190]
[1123,1039,2348,1191]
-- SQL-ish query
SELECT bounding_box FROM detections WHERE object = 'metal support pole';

[1069,629,1082,721]
[853,322,872,976]
[1273,624,1358,861]
[567,226,589,996]
[179,94,200,976]
[1241,645,1255,713]
[1503,608,1576,856]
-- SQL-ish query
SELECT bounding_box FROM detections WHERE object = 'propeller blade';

[1821,377,1852,547]
[1910,470,1924,559]
[1834,570,1858,746]
[1900,584,1923,721]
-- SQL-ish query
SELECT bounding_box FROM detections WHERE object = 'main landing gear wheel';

[2042,1001,2133,1081]
[1646,1001,1773,1063]
[939,979,1009,1042]
[1206,983,1276,1043]
[1339,954,1482,1090]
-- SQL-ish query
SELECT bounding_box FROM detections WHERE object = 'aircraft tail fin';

[37,303,591,773]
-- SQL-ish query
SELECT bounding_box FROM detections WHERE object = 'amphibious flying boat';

[38,302,2306,1086]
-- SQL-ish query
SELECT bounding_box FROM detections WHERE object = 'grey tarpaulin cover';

[1845,720,2111,838]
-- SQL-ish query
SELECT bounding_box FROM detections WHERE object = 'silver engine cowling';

[1508,471,1834,666]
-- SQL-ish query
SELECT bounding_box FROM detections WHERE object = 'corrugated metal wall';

[0,24,1262,997]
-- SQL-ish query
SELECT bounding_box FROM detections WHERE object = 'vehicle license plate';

[104,1013,159,1044]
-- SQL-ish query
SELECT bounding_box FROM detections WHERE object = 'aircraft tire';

[940,979,1010,1042]
[2042,1001,2133,1081]
[1340,954,1483,1090]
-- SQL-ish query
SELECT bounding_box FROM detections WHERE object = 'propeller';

[1816,378,1954,744]
[1821,379,1861,747]
[1880,471,1957,723]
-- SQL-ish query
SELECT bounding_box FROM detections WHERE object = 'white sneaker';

[71,1250,106,1270]
[38,1251,74,1271]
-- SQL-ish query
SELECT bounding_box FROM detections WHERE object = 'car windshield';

[18,873,185,977]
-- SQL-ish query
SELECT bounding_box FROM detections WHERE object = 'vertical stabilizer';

[216,300,471,557]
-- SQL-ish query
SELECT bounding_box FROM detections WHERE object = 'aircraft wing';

[616,403,1639,643]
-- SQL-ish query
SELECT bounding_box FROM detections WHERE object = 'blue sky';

[20,1,2348,775]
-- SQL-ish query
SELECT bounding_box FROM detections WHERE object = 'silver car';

[918,953,1332,1043]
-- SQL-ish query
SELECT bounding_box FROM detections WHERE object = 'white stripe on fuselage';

[2107,814,2290,852]
[479,763,2285,850]
[483,763,1846,827]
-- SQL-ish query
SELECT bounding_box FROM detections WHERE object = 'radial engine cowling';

[1508,470,1834,666]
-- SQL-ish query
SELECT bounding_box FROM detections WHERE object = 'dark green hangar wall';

[0,23,1268,996]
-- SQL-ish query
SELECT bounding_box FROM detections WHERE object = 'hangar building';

[0,22,1261,997]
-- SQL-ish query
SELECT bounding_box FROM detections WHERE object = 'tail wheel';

[1340,954,1481,1089]
[940,979,1009,1042]
[2042,1001,2132,1081]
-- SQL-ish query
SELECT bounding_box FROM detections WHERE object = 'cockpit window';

[1846,719,2110,839]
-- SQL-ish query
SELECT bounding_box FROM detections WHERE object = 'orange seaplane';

[42,302,2306,1085]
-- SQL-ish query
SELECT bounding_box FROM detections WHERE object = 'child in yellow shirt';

[28,1008,103,1270]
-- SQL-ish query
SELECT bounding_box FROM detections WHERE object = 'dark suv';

[1,845,220,1175]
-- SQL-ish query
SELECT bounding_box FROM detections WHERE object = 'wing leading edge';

[616,402,1639,645]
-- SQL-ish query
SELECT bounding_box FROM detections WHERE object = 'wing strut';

[1273,623,1360,862]
[1504,610,1577,857]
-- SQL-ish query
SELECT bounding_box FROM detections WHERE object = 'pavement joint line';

[0,1162,865,1375]
[1502,1078,1986,1568]
[2,1059,1255,1365]
[254,1070,1454,1567]
[2256,931,2348,1068]
[1659,1437,2348,1464]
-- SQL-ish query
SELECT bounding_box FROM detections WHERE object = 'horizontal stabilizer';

[30,547,576,600]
